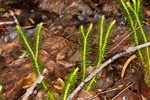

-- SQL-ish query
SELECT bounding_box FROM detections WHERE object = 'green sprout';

[0,8,5,12]
[0,85,2,100]
[16,22,55,99]
[79,23,93,80]
[61,67,79,100]
[86,15,116,91]
[119,0,150,84]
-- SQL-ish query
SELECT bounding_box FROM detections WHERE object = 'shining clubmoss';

[119,0,150,85]
[16,22,55,99]
[61,67,79,100]
[86,15,116,91]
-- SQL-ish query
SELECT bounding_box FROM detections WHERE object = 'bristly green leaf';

[85,16,116,91]
[46,91,56,100]
[61,67,79,100]
[16,25,35,60]
[101,20,116,58]
[79,23,93,80]
[35,23,43,61]
[97,15,105,64]
[119,0,144,65]
[16,24,41,74]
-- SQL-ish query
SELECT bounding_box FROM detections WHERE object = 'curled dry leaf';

[121,54,137,79]
[17,73,36,89]
[53,78,64,91]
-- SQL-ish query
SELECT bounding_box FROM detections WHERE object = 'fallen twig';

[67,42,150,100]
[0,21,15,26]
[22,68,48,100]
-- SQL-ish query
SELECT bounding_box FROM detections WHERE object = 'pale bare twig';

[21,68,48,100]
[67,42,150,100]
[22,74,44,100]
[0,21,15,26]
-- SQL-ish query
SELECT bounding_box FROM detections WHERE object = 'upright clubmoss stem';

[120,0,150,84]
[16,23,55,99]
[82,39,87,80]
[86,16,115,91]
[120,0,144,65]
[80,24,93,80]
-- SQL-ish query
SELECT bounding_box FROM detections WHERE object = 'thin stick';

[0,21,15,26]
[22,74,44,100]
[21,69,47,100]
[67,42,150,100]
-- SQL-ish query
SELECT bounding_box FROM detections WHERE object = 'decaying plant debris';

[1,0,150,100]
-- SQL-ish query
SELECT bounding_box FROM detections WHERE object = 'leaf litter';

[0,0,150,100]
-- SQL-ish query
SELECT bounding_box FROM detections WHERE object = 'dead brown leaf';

[76,90,100,100]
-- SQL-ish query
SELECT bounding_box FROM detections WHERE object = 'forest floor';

[1,0,150,100]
